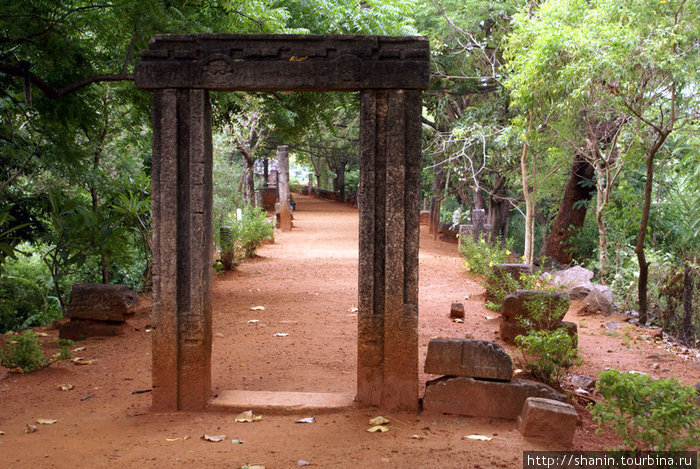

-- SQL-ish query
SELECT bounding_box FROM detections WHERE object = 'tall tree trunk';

[682,262,694,344]
[521,119,534,266]
[335,160,346,203]
[636,133,668,324]
[544,155,595,265]
[488,173,510,244]
[241,150,256,206]
[429,166,446,237]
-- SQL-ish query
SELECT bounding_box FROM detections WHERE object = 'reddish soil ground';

[1,194,698,468]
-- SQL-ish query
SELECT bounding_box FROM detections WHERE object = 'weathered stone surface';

[150,88,213,412]
[437,222,458,243]
[135,34,430,92]
[58,319,126,340]
[501,290,570,327]
[458,209,491,243]
[575,285,614,316]
[424,339,513,381]
[449,303,465,319]
[66,283,138,322]
[568,375,596,393]
[357,90,421,411]
[423,376,566,419]
[568,285,592,300]
[516,397,578,447]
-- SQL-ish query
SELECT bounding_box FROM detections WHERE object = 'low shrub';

[218,205,274,271]
[485,270,541,312]
[591,369,700,451]
[515,328,580,386]
[459,234,514,275]
[0,331,74,372]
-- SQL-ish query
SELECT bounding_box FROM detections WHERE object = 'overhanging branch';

[0,63,133,99]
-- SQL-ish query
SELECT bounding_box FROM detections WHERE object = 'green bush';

[459,234,514,275]
[217,205,274,271]
[591,369,700,451]
[521,289,570,332]
[485,270,541,312]
[1,330,49,372]
[515,328,580,386]
[0,250,62,333]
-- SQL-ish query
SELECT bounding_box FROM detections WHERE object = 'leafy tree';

[505,0,699,310]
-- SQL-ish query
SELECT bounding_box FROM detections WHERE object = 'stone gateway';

[134,34,430,411]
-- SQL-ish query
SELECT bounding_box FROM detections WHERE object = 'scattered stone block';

[516,397,578,447]
[569,375,596,393]
[568,285,591,300]
[449,303,465,319]
[575,285,615,316]
[66,283,138,322]
[58,319,127,341]
[500,290,571,343]
[423,376,566,420]
[501,290,569,327]
[548,266,594,291]
[424,339,512,381]
[437,222,458,244]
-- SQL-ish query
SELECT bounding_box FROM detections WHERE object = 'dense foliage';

[592,369,700,451]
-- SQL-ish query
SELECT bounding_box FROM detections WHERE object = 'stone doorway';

[134,34,430,412]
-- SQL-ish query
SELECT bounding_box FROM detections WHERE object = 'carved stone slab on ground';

[424,338,513,381]
[66,283,138,322]
[423,376,567,419]
[516,397,578,447]
[499,289,571,343]
[59,283,138,340]
[449,302,465,319]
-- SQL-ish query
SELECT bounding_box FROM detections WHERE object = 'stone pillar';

[277,145,292,231]
[151,89,213,411]
[357,89,421,411]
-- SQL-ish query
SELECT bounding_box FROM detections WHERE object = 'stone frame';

[134,34,430,411]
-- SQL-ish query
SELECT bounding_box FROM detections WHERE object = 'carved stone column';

[357,90,421,411]
[151,88,213,411]
[277,145,292,231]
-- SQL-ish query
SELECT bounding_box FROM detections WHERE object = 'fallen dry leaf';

[297,460,310,466]
[71,357,94,366]
[0,430,5,436]
[464,434,492,441]
[234,410,262,423]
[347,306,358,313]
[240,466,266,469]
[409,434,426,440]
[72,346,86,353]
[453,318,464,323]
[25,424,38,434]
[273,333,288,337]
[250,306,265,311]
[367,425,389,433]
[165,437,181,442]
[368,416,389,426]
[36,332,49,337]
[57,384,74,391]
[231,439,245,444]
[247,319,259,324]
[202,434,226,442]
[295,417,315,424]
[36,418,58,425]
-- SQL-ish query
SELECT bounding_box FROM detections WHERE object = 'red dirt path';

[1,194,697,468]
